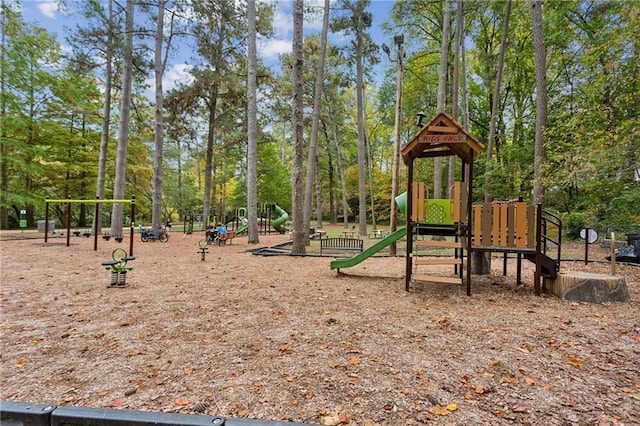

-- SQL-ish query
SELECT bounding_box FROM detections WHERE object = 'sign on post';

[418,134,467,143]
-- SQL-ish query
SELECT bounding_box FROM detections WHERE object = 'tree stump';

[546,271,630,303]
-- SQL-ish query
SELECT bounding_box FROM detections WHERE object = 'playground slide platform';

[330,227,407,271]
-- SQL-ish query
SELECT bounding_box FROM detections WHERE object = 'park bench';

[320,237,363,256]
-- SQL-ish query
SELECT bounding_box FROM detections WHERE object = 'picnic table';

[371,229,385,239]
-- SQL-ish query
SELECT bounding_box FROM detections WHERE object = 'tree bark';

[389,36,404,256]
[434,0,452,199]
[531,0,547,205]
[290,0,305,254]
[303,0,330,241]
[246,0,259,244]
[93,0,113,236]
[356,16,367,236]
[152,0,166,233]
[110,0,134,237]
[484,0,512,203]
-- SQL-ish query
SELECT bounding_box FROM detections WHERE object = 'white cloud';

[38,1,58,19]
[163,63,194,92]
[271,2,293,39]
[259,39,292,60]
[143,63,194,99]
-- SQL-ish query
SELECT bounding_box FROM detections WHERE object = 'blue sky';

[18,0,396,93]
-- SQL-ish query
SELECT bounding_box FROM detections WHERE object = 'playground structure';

[44,196,136,255]
[222,203,289,235]
[100,248,135,287]
[329,112,562,296]
[402,112,562,295]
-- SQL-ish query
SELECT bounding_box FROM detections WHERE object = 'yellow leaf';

[431,405,450,416]
[567,357,583,367]
[320,415,341,425]
[15,358,27,368]
[175,397,189,405]
[446,403,458,411]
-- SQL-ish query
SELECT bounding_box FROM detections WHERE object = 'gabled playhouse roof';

[401,112,484,165]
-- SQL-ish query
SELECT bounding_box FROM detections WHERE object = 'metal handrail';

[541,209,562,271]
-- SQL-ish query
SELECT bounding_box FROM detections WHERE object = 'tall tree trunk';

[152,0,166,233]
[448,0,464,196]
[531,0,547,205]
[110,0,134,237]
[303,0,329,240]
[327,105,349,229]
[484,0,512,203]
[246,0,259,244]
[365,132,376,230]
[315,159,322,228]
[434,0,452,199]
[291,0,305,254]
[93,0,114,235]
[389,35,404,256]
[356,18,367,236]
[202,83,218,227]
[0,0,9,229]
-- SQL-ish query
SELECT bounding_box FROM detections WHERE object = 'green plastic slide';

[330,227,407,270]
[236,218,249,234]
[271,205,289,234]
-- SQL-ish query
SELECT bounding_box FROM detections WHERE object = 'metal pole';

[66,196,71,247]
[94,197,100,251]
[130,195,136,256]
[45,198,49,243]
[584,227,589,265]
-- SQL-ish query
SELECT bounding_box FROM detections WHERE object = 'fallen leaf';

[430,405,450,416]
[106,398,124,408]
[15,358,27,368]
[525,376,535,386]
[175,397,189,405]
[500,377,519,385]
[184,367,193,375]
[567,357,583,367]
[475,385,485,394]
[446,403,458,411]
[349,356,360,365]
[320,415,341,425]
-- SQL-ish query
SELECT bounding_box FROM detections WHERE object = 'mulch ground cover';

[1,228,638,425]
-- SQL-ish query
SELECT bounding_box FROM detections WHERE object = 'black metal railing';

[541,209,562,272]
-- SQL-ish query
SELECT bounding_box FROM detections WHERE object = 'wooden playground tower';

[401,112,561,296]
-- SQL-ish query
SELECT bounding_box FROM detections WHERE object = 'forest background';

[1,0,638,246]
